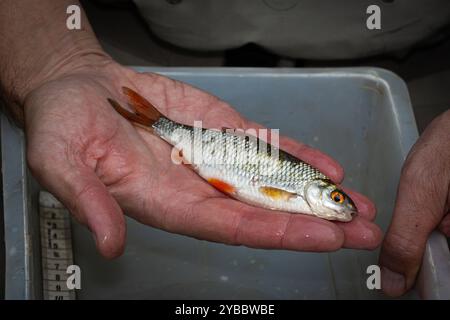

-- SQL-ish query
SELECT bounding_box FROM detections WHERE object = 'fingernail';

[381,267,406,296]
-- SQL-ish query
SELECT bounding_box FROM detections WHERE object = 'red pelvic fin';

[207,178,236,195]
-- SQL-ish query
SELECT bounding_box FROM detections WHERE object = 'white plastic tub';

[3,67,449,299]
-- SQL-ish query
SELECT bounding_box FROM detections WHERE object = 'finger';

[342,188,377,221]
[29,159,126,259]
[166,198,345,252]
[279,136,345,183]
[379,111,450,296]
[244,122,376,223]
[335,216,383,249]
[69,171,126,259]
[243,122,377,227]
[245,121,344,183]
[145,164,378,251]
[379,160,448,297]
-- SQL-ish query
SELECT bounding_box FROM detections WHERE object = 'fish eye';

[331,190,345,204]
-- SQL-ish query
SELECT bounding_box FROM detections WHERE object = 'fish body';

[108,87,357,222]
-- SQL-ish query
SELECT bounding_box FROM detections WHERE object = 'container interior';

[24,68,419,299]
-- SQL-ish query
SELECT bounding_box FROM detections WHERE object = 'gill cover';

[305,179,356,221]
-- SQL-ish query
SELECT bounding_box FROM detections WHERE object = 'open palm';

[24,62,381,258]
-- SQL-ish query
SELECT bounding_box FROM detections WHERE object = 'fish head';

[304,179,357,222]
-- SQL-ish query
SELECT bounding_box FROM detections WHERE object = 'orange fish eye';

[331,190,345,204]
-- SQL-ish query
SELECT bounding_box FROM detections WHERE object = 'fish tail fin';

[107,86,162,127]
[107,98,149,126]
[122,86,162,124]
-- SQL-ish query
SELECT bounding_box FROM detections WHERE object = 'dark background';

[81,0,450,133]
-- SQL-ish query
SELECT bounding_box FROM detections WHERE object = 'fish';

[108,87,357,222]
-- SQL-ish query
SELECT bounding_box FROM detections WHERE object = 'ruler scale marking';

[39,191,76,300]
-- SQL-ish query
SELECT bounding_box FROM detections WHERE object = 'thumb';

[31,160,127,259]
[379,145,449,297]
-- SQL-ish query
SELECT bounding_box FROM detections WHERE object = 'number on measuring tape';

[39,191,76,300]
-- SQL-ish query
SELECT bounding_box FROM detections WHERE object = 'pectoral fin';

[259,186,297,201]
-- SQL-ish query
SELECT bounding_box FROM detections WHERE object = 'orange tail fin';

[107,86,162,127]
[122,87,162,122]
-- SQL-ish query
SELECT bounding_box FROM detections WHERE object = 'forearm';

[0,0,110,122]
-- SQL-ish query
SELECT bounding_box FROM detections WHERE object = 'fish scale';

[108,86,356,221]
[153,116,330,211]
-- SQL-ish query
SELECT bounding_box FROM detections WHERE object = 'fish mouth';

[349,206,358,217]
[337,209,357,222]
[345,200,358,221]
[338,213,354,222]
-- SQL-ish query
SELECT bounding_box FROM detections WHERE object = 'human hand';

[379,109,450,296]
[24,58,382,258]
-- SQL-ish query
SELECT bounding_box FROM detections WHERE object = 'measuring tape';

[39,191,76,300]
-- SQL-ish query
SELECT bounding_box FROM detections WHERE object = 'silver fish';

[108,87,357,222]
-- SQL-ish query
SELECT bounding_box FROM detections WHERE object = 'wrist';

[1,47,113,126]
[0,0,112,122]
[18,43,113,104]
